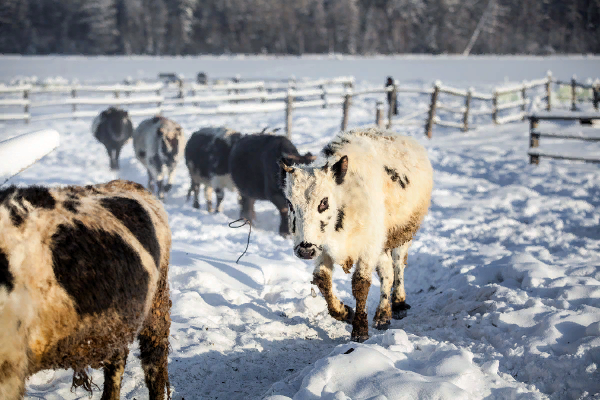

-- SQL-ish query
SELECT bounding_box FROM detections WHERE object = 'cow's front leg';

[374,251,393,330]
[391,240,412,319]
[163,165,177,193]
[146,169,155,193]
[352,260,372,342]
[312,252,354,323]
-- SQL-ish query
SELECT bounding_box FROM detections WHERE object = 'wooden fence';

[527,112,600,165]
[1,72,598,140]
[0,77,355,139]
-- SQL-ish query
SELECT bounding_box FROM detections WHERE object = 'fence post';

[285,89,293,140]
[521,82,527,120]
[156,87,162,107]
[23,89,29,123]
[492,90,498,124]
[386,84,397,129]
[529,116,540,165]
[114,90,119,99]
[260,83,266,103]
[178,79,184,105]
[376,101,384,128]
[593,79,600,111]
[341,91,352,132]
[71,88,77,118]
[546,71,552,111]
[425,81,440,139]
[462,88,472,132]
[320,84,327,108]
[571,75,577,111]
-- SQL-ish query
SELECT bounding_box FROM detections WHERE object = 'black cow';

[185,127,242,212]
[92,107,134,170]
[229,134,315,235]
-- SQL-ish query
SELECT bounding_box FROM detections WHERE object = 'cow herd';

[0,106,433,399]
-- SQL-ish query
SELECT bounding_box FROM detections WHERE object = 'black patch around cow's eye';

[335,207,345,231]
[100,197,161,270]
[0,248,14,292]
[318,197,329,213]
[51,220,149,316]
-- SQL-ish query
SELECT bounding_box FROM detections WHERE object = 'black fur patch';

[292,216,296,234]
[100,197,161,270]
[384,166,409,189]
[51,220,149,316]
[322,144,335,157]
[64,200,80,213]
[332,156,348,185]
[320,221,327,232]
[3,186,56,227]
[335,207,345,231]
[0,248,14,292]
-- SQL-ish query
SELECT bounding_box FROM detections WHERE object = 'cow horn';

[279,158,295,173]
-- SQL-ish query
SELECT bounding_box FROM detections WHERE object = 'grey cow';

[92,107,133,170]
[185,126,242,212]
[133,116,186,199]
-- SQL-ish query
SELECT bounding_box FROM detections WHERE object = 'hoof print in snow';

[392,302,411,320]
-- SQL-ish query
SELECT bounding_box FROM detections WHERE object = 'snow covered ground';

[1,56,599,400]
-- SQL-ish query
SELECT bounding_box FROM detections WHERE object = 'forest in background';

[0,0,599,56]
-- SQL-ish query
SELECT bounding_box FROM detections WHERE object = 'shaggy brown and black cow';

[92,107,134,170]
[185,127,242,212]
[133,116,186,199]
[0,180,172,400]
[229,134,315,235]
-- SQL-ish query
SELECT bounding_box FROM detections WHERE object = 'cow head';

[103,107,133,142]
[158,121,183,167]
[281,155,348,260]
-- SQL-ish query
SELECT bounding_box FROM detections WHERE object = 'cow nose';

[295,242,316,260]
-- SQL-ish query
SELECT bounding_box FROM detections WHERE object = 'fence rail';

[0,129,60,184]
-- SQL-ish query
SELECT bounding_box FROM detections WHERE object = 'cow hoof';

[164,184,172,192]
[392,302,411,320]
[343,305,355,324]
[351,334,369,343]
[374,320,391,330]
[193,202,200,209]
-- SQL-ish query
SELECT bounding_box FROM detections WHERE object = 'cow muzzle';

[295,241,317,260]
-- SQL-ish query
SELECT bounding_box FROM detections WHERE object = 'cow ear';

[332,155,348,185]
[279,158,295,174]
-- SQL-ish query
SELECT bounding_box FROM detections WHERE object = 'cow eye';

[318,197,329,213]
[286,198,294,213]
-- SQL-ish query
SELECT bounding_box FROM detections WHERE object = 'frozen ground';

[0,57,599,399]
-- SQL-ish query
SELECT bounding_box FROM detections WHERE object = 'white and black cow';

[229,134,315,235]
[92,107,134,170]
[281,128,433,342]
[133,116,186,199]
[184,127,242,212]
[0,180,172,400]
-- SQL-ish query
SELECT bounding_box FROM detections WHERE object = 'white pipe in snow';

[0,129,60,185]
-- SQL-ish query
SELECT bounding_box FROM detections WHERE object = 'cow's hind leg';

[215,187,225,213]
[204,185,214,212]
[374,251,393,330]
[311,253,354,324]
[351,261,372,343]
[391,240,412,319]
[239,196,255,221]
[138,270,171,400]
[271,193,290,236]
[100,349,129,400]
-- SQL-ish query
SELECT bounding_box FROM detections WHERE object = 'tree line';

[0,0,598,56]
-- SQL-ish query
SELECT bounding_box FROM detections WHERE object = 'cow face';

[158,124,183,167]
[104,108,133,142]
[282,156,348,260]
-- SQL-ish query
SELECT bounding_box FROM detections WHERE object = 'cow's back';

[0,180,170,374]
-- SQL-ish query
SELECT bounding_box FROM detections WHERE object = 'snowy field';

[1,56,599,400]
